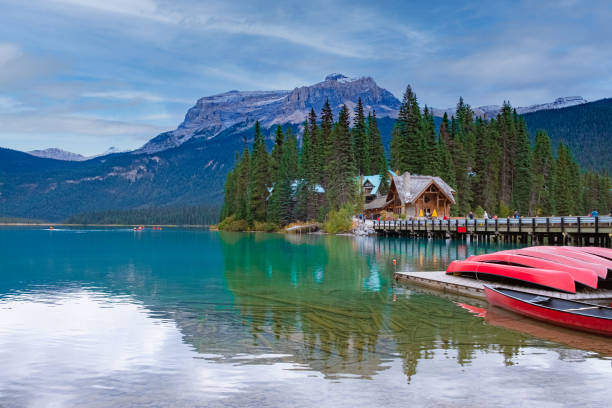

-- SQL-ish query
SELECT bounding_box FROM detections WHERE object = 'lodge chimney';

[402,172,411,189]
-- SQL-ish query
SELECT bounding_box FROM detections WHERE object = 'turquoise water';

[0,228,610,407]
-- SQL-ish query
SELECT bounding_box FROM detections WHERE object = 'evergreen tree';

[247,121,270,223]
[327,105,357,209]
[390,85,423,173]
[295,121,315,220]
[368,111,389,194]
[421,106,439,176]
[351,97,369,175]
[512,118,532,215]
[530,130,555,215]
[308,109,322,183]
[235,145,251,220]
[320,99,334,187]
[497,103,517,205]
[270,125,284,182]
[554,143,573,216]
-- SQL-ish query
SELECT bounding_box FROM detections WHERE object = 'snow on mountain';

[138,74,401,154]
[516,96,588,114]
[26,146,131,161]
[27,148,87,161]
[432,96,588,119]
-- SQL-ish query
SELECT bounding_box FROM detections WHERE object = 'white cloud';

[82,90,192,104]
[0,42,21,65]
[51,0,178,23]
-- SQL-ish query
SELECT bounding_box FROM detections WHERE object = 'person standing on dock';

[591,209,599,218]
[483,210,489,219]
[514,210,519,219]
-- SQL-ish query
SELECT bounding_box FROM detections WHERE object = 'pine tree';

[368,111,388,193]
[308,109,322,183]
[295,121,314,221]
[421,106,439,176]
[530,130,555,215]
[247,121,270,223]
[327,105,357,209]
[554,143,573,216]
[235,145,251,220]
[390,85,423,174]
[284,128,299,181]
[320,99,334,187]
[512,118,532,215]
[497,103,517,205]
[351,97,369,175]
[270,125,284,182]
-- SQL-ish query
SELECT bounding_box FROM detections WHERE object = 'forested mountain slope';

[522,98,612,172]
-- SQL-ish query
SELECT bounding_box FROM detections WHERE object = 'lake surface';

[0,228,610,407]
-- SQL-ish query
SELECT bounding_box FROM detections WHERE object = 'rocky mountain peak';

[139,75,401,154]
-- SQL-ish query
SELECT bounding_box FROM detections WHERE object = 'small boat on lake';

[484,285,612,336]
[466,252,599,289]
[446,260,576,293]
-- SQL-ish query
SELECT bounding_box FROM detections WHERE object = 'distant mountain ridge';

[431,96,588,119]
[139,74,401,153]
[1,74,608,222]
[27,146,128,161]
[27,148,87,161]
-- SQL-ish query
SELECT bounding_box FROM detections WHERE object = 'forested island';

[219,85,612,232]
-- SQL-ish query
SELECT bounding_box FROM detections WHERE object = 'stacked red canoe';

[447,246,612,293]
[447,246,612,336]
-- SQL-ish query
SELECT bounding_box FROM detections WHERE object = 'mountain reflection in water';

[0,228,610,407]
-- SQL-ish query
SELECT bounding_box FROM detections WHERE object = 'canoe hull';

[507,248,609,279]
[467,253,598,289]
[446,260,576,293]
[484,286,612,336]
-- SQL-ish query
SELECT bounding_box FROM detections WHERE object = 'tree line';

[389,85,611,217]
[220,98,388,229]
[221,86,612,229]
[65,205,218,225]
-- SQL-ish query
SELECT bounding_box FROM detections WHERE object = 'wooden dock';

[395,271,612,303]
[375,216,612,247]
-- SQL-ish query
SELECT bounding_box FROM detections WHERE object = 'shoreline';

[0,223,210,228]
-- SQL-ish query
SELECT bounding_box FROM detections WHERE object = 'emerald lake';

[0,228,610,407]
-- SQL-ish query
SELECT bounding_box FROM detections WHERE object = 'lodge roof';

[360,175,382,196]
[364,195,391,210]
[390,173,456,205]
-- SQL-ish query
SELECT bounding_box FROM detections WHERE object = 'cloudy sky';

[1,0,611,155]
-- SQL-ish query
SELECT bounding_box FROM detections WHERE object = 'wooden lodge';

[364,172,456,218]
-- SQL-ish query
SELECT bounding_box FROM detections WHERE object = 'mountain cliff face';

[139,74,401,153]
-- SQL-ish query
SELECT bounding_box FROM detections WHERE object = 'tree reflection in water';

[218,232,539,381]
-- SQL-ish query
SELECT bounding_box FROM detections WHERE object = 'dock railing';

[372,216,612,246]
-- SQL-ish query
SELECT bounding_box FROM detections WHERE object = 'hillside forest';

[220,86,612,230]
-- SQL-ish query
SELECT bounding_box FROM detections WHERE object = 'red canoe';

[446,260,576,293]
[532,246,612,277]
[484,285,612,336]
[508,248,609,279]
[576,246,612,261]
[466,253,599,289]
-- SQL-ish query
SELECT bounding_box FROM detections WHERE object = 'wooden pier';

[395,271,612,303]
[374,216,612,247]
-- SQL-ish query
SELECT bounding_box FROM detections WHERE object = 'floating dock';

[395,271,612,303]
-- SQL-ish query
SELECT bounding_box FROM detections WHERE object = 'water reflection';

[0,229,610,407]
[217,233,608,382]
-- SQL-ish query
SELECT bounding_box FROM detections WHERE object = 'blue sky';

[1,0,611,155]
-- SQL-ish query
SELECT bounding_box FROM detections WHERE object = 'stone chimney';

[402,172,411,190]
